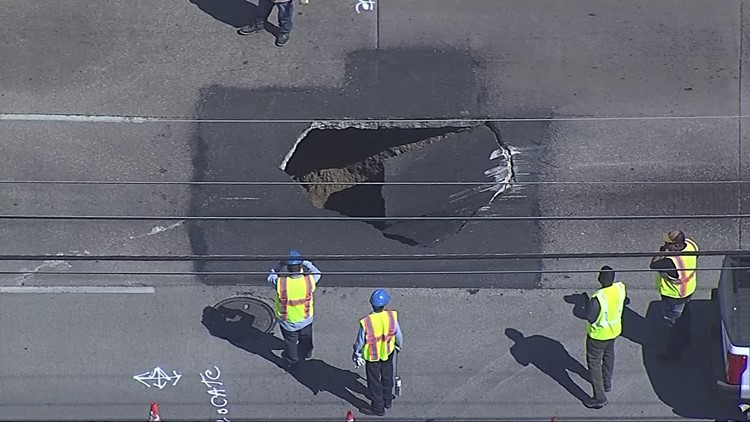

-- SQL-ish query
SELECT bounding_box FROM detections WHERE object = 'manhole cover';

[213,296,276,334]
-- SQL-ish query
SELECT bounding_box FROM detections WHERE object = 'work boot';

[275,32,290,46]
[359,406,385,416]
[238,20,264,35]
[305,348,313,359]
[584,397,608,409]
[384,400,392,409]
[604,384,612,393]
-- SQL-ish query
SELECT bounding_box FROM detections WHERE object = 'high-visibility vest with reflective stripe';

[586,282,626,341]
[274,274,315,322]
[657,238,698,299]
[360,310,398,362]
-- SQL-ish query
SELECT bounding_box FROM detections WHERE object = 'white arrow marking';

[133,367,182,389]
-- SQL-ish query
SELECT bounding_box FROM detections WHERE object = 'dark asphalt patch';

[187,48,549,289]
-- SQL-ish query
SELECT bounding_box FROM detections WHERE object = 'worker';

[352,289,403,417]
[649,229,698,361]
[266,250,321,369]
[584,266,626,409]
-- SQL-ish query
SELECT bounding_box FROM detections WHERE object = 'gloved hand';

[353,357,365,368]
[394,345,401,353]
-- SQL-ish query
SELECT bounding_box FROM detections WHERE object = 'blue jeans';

[660,295,692,356]
[257,0,293,33]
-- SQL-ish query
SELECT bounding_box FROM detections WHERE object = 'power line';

[0,249,737,261]
[0,266,736,276]
[0,213,749,221]
[0,179,746,186]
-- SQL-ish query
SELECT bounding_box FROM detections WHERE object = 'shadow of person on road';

[202,306,369,409]
[621,300,740,421]
[563,293,590,320]
[189,0,256,28]
[505,328,591,405]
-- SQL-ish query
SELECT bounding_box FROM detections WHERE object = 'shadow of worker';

[505,328,591,405]
[620,301,739,421]
[189,0,257,28]
[201,306,369,409]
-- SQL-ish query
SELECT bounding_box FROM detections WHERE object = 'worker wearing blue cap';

[352,289,403,416]
[267,250,322,369]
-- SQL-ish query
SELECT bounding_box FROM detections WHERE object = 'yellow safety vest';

[360,310,398,362]
[587,282,626,341]
[275,274,315,322]
[656,238,698,299]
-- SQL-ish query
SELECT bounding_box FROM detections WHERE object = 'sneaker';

[604,384,612,393]
[384,401,392,409]
[275,32,290,46]
[305,349,313,359]
[359,406,385,416]
[584,398,608,409]
[238,21,264,35]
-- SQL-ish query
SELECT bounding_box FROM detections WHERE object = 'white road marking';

[0,113,151,123]
[220,197,260,201]
[134,367,182,389]
[2,113,744,124]
[0,286,155,294]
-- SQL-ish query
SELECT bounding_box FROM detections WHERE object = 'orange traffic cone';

[149,402,161,422]
[345,410,355,421]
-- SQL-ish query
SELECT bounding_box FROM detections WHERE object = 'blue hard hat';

[287,250,303,265]
[370,289,391,307]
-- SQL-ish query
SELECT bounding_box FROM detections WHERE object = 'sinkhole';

[280,121,514,247]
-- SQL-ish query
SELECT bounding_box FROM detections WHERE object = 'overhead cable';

[1,112,748,123]
[0,179,746,186]
[0,266,737,276]
[0,249,739,261]
[1,213,749,221]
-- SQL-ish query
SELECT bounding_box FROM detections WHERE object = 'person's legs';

[586,336,607,404]
[298,322,313,359]
[602,338,616,392]
[238,0,273,35]
[280,327,300,366]
[274,0,293,46]
[365,360,385,413]
[675,297,692,346]
[257,0,275,22]
[381,353,395,408]
[660,296,687,359]
[276,0,294,33]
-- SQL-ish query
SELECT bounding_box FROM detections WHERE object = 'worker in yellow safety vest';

[583,266,626,409]
[267,250,321,369]
[649,229,698,361]
[352,289,403,417]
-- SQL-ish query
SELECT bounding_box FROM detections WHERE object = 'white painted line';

[1,112,748,124]
[0,286,155,294]
[0,113,150,123]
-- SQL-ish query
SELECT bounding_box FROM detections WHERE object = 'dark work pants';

[586,336,615,401]
[660,295,692,357]
[364,352,395,412]
[280,323,313,366]
[256,0,293,33]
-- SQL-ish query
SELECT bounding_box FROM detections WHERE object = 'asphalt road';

[0,0,748,420]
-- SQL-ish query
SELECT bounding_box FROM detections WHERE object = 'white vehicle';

[713,255,750,420]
